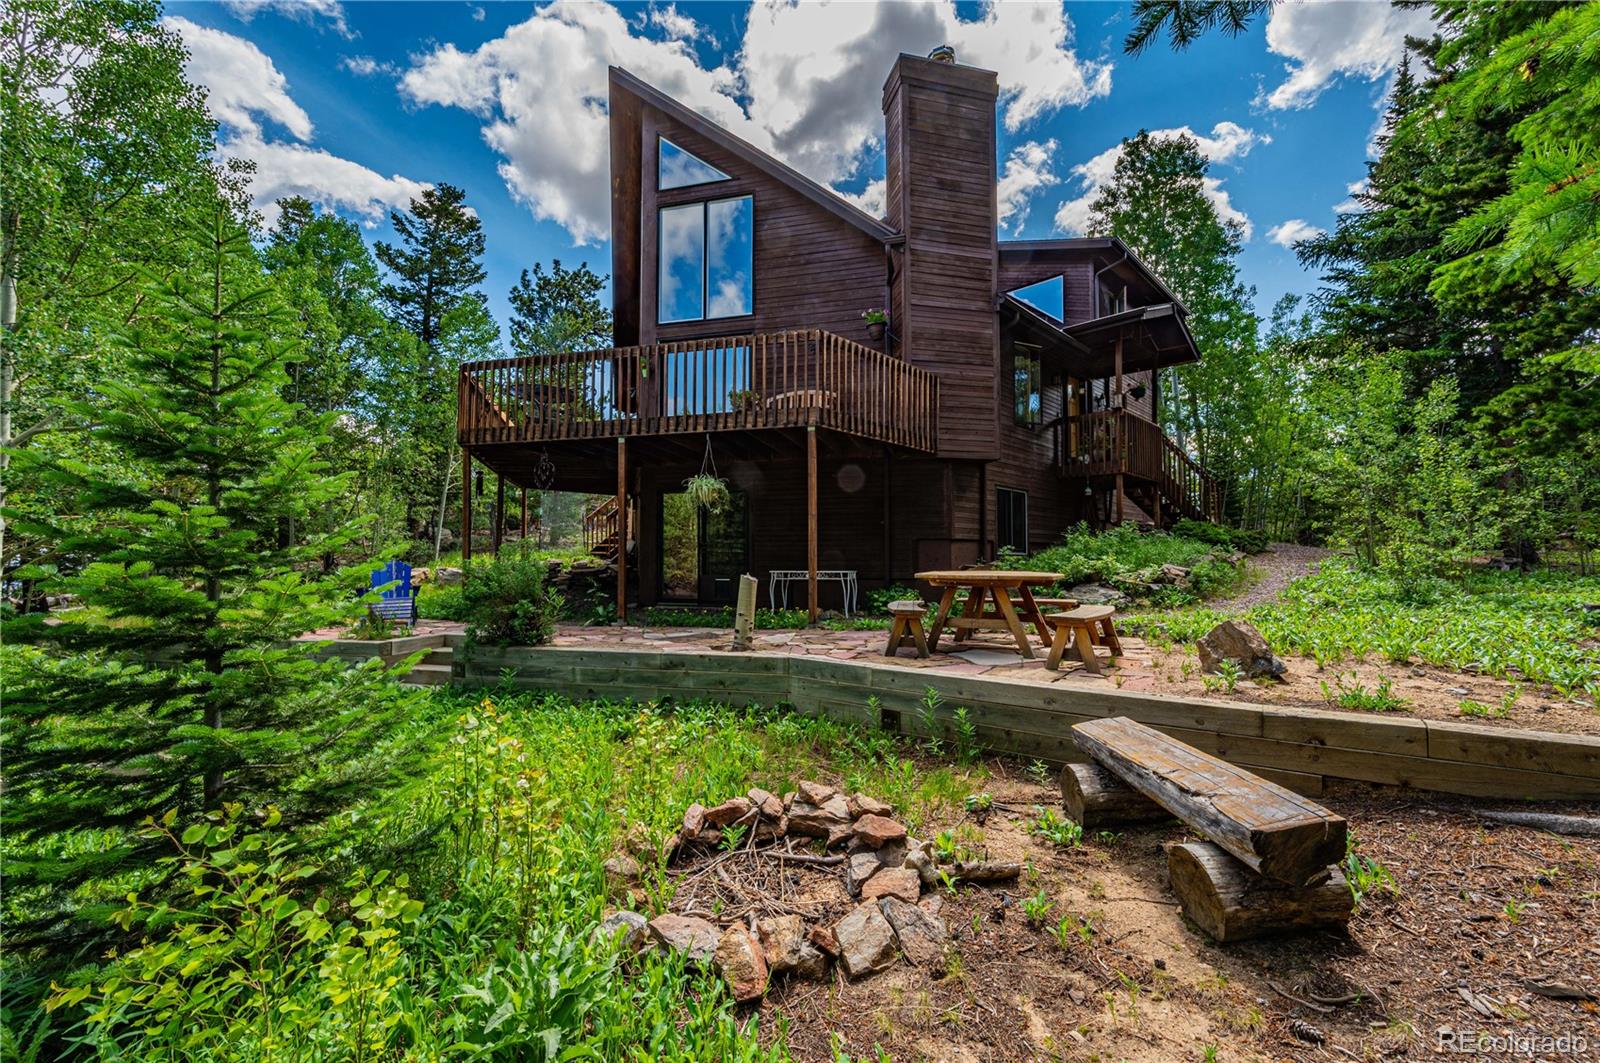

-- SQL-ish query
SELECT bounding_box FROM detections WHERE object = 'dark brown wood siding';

[634,110,886,350]
[883,56,999,462]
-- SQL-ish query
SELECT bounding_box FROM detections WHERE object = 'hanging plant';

[684,434,730,512]
[683,472,730,512]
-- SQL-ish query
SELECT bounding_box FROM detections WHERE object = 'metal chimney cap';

[928,44,956,64]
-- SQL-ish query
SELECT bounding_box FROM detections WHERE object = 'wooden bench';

[884,600,930,659]
[1073,716,1347,885]
[1043,605,1121,673]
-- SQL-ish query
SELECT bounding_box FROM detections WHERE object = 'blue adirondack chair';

[369,560,417,625]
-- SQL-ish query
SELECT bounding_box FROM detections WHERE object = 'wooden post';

[520,486,529,540]
[460,446,473,562]
[733,574,757,649]
[1114,333,1126,526]
[616,437,628,621]
[806,425,818,625]
[492,473,505,556]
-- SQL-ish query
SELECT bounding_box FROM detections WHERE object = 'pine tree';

[3,210,415,946]
[507,259,613,357]
[375,183,487,351]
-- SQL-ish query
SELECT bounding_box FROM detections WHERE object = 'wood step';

[421,648,454,667]
[402,663,453,686]
[1072,716,1347,885]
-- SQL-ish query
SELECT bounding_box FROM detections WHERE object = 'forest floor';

[755,758,1600,1062]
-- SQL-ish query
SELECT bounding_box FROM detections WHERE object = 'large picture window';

[996,488,1029,555]
[658,195,753,324]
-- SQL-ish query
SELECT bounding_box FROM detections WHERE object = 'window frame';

[656,193,755,326]
[1013,349,1041,428]
[657,136,731,191]
[996,487,1029,555]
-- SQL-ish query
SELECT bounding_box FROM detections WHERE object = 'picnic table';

[915,569,1064,659]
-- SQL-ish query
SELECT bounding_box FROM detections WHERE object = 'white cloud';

[996,140,1058,234]
[401,0,1112,244]
[648,5,702,42]
[163,19,424,229]
[164,15,313,140]
[1333,176,1368,214]
[340,54,396,77]
[223,0,351,38]
[1266,218,1325,247]
[837,179,886,220]
[1260,0,1435,110]
[471,6,485,22]
[1052,122,1269,239]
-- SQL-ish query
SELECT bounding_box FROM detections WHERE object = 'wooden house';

[458,51,1220,619]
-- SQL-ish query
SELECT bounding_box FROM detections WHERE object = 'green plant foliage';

[1126,560,1600,699]
[867,585,926,614]
[461,554,563,646]
[999,524,1245,606]
[1,212,421,950]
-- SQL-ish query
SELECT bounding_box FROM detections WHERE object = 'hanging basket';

[683,472,730,513]
[684,434,730,512]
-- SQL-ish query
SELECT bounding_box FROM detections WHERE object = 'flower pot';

[866,321,886,342]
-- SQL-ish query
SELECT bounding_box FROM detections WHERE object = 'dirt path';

[1208,543,1333,612]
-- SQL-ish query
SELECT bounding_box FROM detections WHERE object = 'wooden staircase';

[1057,410,1222,525]
[583,496,621,561]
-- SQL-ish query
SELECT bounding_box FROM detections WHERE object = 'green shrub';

[416,580,466,621]
[867,584,925,613]
[1171,519,1269,554]
[999,524,1244,605]
[462,556,563,646]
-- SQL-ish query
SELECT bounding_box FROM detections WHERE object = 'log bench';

[1073,716,1347,885]
[1167,841,1352,942]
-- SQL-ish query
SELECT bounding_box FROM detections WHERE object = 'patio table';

[915,569,1064,659]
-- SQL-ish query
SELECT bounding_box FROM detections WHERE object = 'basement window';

[658,195,753,323]
[996,488,1029,555]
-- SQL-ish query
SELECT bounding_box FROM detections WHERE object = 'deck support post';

[807,425,818,625]
[461,446,473,562]
[616,437,628,622]
[1114,333,1126,526]
[492,474,505,556]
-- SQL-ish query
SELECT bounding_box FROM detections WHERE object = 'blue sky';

[165,0,1437,336]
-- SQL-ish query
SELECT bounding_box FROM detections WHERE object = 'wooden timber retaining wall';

[455,646,1600,802]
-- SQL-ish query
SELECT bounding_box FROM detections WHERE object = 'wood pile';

[1068,716,1353,943]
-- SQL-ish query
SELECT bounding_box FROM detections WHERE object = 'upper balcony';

[458,329,939,453]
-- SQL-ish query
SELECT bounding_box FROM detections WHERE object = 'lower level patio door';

[659,489,749,605]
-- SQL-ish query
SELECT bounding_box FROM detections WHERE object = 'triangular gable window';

[1008,276,1064,322]
[658,137,730,190]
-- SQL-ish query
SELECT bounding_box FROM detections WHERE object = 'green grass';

[1124,559,1600,700]
[25,689,985,1059]
[998,524,1247,606]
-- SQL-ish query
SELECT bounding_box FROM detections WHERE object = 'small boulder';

[1067,582,1129,608]
[754,813,788,841]
[755,914,807,973]
[435,566,464,585]
[904,843,938,887]
[595,910,650,953]
[747,787,784,820]
[603,854,640,898]
[714,926,768,1002]
[918,894,944,918]
[848,793,893,818]
[788,794,852,838]
[846,851,884,896]
[1197,619,1287,679]
[797,780,840,806]
[792,941,830,980]
[861,867,921,904]
[682,803,708,840]
[832,903,897,979]
[879,897,947,967]
[649,914,720,963]
[808,923,839,956]
[704,797,755,828]
[1157,564,1192,587]
[852,814,908,848]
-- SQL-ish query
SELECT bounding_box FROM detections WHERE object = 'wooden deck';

[458,329,939,453]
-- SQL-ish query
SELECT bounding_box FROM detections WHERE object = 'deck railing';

[1058,409,1222,523]
[458,329,938,452]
